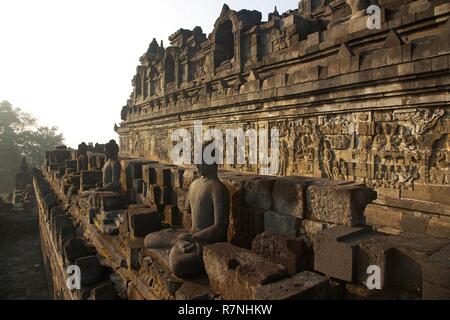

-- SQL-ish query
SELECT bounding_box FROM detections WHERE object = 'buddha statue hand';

[169,232,205,279]
[173,233,196,253]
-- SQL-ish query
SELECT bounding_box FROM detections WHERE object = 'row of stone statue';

[79,139,228,278]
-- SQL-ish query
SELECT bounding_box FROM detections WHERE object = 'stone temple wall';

[117,0,450,225]
[33,0,450,300]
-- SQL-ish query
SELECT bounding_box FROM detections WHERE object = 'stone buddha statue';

[97,139,121,193]
[81,139,121,196]
[77,142,88,172]
[144,141,230,278]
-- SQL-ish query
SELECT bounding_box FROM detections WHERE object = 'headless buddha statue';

[144,141,230,278]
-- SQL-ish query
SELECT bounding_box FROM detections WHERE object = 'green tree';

[0,100,64,192]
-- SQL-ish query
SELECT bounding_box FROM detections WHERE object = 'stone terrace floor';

[0,206,50,300]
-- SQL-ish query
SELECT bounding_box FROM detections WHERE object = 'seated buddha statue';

[144,141,230,278]
[81,139,121,197]
[97,139,121,193]
[77,142,89,172]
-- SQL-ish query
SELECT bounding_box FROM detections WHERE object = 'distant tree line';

[0,100,64,192]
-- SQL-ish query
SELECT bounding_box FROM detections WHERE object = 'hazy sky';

[0,0,297,148]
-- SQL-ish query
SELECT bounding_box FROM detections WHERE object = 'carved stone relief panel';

[125,107,447,191]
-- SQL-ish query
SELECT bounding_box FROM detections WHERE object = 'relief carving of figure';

[322,140,334,179]
[411,108,445,135]
[272,28,289,51]
[374,164,386,187]
[347,0,379,19]
[339,160,349,180]
[383,123,398,151]
[332,163,340,181]
[372,124,386,151]
[278,139,289,176]
[396,166,418,189]
[398,126,416,151]
[430,151,449,184]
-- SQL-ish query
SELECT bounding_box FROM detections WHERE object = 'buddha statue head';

[78,142,88,155]
[105,139,119,161]
[196,140,219,178]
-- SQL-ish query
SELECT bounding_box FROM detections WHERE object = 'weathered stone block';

[125,238,144,270]
[75,255,105,287]
[314,226,374,282]
[175,282,211,300]
[63,238,97,265]
[132,178,143,193]
[146,184,160,204]
[156,166,171,186]
[170,167,185,188]
[264,210,297,237]
[142,163,160,185]
[49,205,65,220]
[252,231,309,275]
[422,281,450,300]
[387,233,449,295]
[272,178,310,218]
[80,170,102,192]
[254,271,330,300]
[99,193,126,211]
[365,204,403,229]
[158,186,172,205]
[306,184,375,226]
[65,159,77,170]
[172,187,188,210]
[356,233,396,289]
[427,216,450,238]
[58,224,76,250]
[300,219,335,239]
[423,244,450,299]
[163,205,181,226]
[244,178,274,210]
[128,207,161,238]
[401,212,430,234]
[43,194,58,217]
[52,214,73,238]
[229,206,265,249]
[203,243,288,300]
